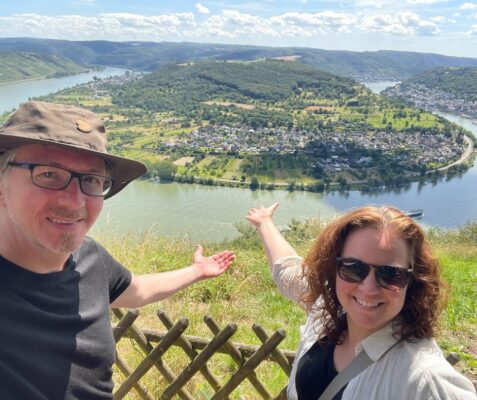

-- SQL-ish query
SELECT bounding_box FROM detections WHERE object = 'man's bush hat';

[0,101,147,198]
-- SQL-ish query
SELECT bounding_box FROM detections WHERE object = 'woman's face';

[336,227,410,340]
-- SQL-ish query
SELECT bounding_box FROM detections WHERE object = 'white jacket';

[272,256,477,400]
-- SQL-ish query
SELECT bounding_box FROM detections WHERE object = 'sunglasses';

[336,257,412,291]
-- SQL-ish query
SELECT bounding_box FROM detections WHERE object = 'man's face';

[0,144,105,258]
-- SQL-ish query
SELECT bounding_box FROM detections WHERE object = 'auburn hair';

[302,206,446,344]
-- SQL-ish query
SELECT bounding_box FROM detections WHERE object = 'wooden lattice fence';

[112,308,296,399]
[112,309,470,399]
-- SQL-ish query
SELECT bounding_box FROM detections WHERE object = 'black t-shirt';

[0,237,132,400]
[295,338,346,400]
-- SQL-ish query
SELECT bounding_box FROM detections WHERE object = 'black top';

[0,237,132,400]
[295,338,346,400]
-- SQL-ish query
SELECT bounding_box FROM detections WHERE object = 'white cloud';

[0,10,446,42]
[195,3,210,14]
[360,12,440,35]
[453,12,461,16]
[0,13,197,41]
[271,11,357,30]
[406,0,448,3]
[460,2,477,10]
[430,16,445,22]
[466,23,477,34]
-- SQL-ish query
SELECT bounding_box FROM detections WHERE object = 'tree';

[154,160,177,182]
[250,176,259,190]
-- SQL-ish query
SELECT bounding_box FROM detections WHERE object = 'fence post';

[157,310,222,393]
[204,315,272,399]
[114,318,189,400]
[161,322,237,400]
[113,309,139,342]
[211,329,287,399]
[253,324,292,376]
[112,309,194,400]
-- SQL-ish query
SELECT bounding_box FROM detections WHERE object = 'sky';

[0,0,476,58]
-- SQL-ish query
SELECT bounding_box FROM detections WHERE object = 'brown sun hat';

[0,101,147,199]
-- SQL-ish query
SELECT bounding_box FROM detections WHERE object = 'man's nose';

[57,177,86,205]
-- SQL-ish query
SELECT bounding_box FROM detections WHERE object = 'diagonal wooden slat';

[113,309,139,343]
[160,322,237,400]
[204,315,272,400]
[112,309,193,400]
[115,354,155,400]
[157,310,222,393]
[138,329,296,364]
[252,324,292,376]
[114,317,189,400]
[210,329,287,399]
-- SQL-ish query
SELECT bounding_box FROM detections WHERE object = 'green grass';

[99,219,477,398]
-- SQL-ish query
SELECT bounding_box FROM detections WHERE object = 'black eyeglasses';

[336,257,412,291]
[8,162,114,197]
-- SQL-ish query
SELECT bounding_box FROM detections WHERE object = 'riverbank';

[0,69,92,86]
[104,219,476,396]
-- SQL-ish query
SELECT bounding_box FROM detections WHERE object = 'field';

[99,219,477,398]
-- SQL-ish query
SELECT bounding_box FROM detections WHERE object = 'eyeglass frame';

[7,162,114,197]
[335,256,413,291]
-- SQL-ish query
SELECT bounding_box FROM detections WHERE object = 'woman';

[246,203,476,400]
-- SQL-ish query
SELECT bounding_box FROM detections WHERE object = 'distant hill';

[382,67,477,117]
[401,67,477,101]
[0,51,87,84]
[1,37,477,80]
[109,60,359,113]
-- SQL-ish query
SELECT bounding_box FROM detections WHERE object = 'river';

[0,67,128,114]
[1,74,476,242]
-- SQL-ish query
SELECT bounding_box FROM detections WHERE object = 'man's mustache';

[47,207,87,220]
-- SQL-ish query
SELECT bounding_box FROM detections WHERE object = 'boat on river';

[405,209,424,218]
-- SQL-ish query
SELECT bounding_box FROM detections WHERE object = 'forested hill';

[1,37,477,80]
[110,60,359,112]
[294,50,477,81]
[401,67,477,101]
[0,52,87,84]
[382,67,477,118]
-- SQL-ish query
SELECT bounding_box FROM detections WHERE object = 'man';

[0,101,235,399]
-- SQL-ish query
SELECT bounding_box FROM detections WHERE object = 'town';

[166,124,466,173]
[384,83,477,120]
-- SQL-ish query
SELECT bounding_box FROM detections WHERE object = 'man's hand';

[246,202,279,228]
[193,245,235,279]
[111,246,236,308]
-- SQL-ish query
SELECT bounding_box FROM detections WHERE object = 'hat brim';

[0,135,147,199]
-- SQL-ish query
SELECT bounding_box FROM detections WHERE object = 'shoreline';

[0,68,96,87]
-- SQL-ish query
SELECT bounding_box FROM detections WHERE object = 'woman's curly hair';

[301,206,447,344]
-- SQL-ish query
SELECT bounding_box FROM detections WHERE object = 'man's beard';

[43,232,78,254]
[41,206,88,254]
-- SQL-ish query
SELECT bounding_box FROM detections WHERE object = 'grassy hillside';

[2,37,477,80]
[102,218,476,397]
[0,52,87,84]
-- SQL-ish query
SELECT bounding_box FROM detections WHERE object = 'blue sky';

[0,0,476,57]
